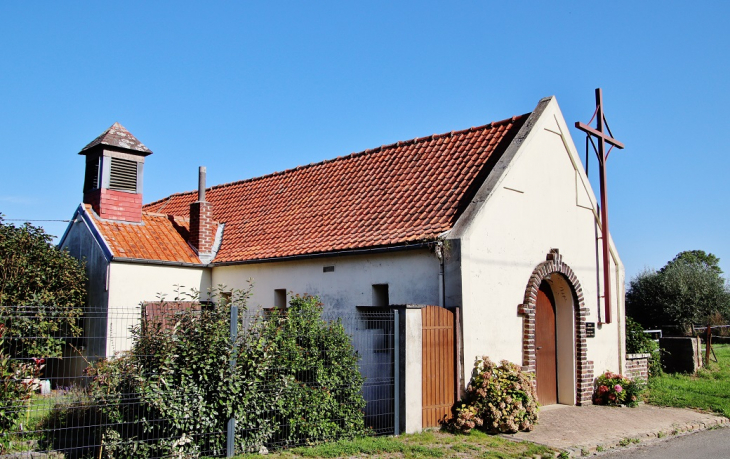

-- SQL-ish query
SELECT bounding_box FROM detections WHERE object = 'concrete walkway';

[506,404,729,456]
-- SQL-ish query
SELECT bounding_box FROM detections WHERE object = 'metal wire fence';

[0,303,395,458]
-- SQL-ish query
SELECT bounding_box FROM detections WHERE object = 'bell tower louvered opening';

[83,155,100,193]
[79,122,152,223]
[109,157,138,193]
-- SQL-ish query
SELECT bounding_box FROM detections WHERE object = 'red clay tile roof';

[83,204,213,264]
[143,114,528,264]
[80,122,152,155]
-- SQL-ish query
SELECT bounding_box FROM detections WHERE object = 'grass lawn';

[0,393,58,453]
[234,430,557,459]
[647,343,730,417]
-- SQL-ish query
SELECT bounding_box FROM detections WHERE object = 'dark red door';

[535,281,557,405]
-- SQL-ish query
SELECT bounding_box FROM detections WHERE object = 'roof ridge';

[147,113,529,198]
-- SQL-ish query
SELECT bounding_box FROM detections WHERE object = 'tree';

[0,215,87,358]
[626,269,669,329]
[661,250,723,276]
[626,250,730,364]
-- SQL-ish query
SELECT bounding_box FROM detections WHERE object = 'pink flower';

[614,384,623,393]
[608,394,616,401]
[599,385,609,394]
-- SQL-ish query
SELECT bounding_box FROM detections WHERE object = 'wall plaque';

[586,322,596,338]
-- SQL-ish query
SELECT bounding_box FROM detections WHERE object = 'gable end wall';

[453,97,625,400]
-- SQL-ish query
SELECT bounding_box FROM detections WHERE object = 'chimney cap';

[79,122,152,156]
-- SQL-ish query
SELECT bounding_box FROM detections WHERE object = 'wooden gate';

[422,306,455,427]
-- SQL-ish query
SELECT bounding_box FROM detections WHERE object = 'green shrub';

[0,217,86,359]
[448,357,538,434]
[0,324,39,436]
[592,371,645,407]
[85,286,282,458]
[264,295,366,446]
[56,288,366,458]
[625,316,662,377]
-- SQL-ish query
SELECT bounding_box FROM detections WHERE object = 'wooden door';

[535,282,558,405]
[422,306,455,427]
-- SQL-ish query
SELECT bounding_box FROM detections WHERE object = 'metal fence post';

[393,309,400,436]
[227,305,239,457]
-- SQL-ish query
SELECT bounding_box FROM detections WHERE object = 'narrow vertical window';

[84,155,101,193]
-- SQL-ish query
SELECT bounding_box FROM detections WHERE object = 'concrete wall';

[214,251,437,432]
[106,262,211,355]
[211,248,440,312]
[449,97,625,403]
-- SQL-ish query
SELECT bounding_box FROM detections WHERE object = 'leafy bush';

[448,357,538,434]
[0,324,41,435]
[264,295,366,446]
[625,316,662,377]
[0,216,86,359]
[54,288,366,458]
[592,371,644,407]
[82,286,282,458]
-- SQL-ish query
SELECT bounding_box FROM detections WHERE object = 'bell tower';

[79,122,152,223]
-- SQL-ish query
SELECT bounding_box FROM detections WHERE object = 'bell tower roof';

[79,122,152,156]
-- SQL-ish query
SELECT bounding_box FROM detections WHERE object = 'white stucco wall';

[105,262,211,355]
[454,98,625,402]
[211,249,440,312]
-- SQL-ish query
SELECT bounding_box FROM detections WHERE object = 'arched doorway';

[517,250,594,406]
[535,281,557,405]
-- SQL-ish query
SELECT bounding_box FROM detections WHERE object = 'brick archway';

[517,249,594,405]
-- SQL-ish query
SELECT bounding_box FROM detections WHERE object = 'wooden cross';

[575,88,624,324]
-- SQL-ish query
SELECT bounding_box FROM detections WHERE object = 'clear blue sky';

[1,2,728,280]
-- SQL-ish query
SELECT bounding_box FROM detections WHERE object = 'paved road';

[597,426,730,458]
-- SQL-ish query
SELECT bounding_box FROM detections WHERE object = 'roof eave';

[210,241,435,267]
[58,204,115,261]
[111,257,210,268]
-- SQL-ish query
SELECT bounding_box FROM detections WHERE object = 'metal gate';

[421,305,455,428]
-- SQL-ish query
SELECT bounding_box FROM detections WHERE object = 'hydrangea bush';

[449,357,538,434]
[593,371,645,407]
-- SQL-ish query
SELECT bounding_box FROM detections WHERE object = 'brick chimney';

[79,122,152,223]
[189,166,214,258]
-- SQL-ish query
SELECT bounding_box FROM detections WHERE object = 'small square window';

[372,284,389,307]
[274,289,287,309]
[220,291,232,306]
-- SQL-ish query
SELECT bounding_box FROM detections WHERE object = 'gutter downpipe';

[436,241,445,308]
